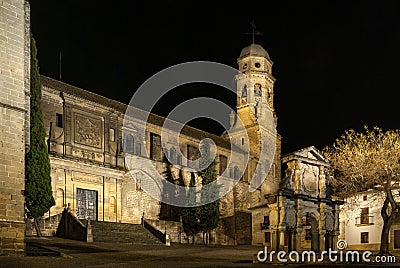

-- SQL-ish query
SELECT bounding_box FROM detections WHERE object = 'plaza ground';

[1,237,400,267]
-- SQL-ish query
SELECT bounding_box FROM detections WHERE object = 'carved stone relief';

[301,165,319,196]
[283,206,296,227]
[74,114,102,148]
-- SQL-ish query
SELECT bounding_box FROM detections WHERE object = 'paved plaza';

[0,237,399,267]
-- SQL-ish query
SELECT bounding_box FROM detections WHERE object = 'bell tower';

[226,38,281,197]
[236,43,276,125]
[229,41,277,158]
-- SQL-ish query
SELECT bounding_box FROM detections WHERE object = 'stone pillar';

[319,203,326,252]
[318,166,326,198]
[333,203,341,250]
[293,160,301,194]
[295,201,303,251]
[0,0,30,255]
[319,230,326,252]
[270,230,279,251]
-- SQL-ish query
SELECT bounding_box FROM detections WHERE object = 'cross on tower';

[246,20,263,44]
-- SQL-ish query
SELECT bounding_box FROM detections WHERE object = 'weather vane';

[245,20,263,44]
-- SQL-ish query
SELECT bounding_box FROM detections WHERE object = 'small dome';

[239,44,269,59]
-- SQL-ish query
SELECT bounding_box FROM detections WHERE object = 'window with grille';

[361,232,369,243]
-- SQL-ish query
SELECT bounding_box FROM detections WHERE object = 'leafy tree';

[323,126,400,255]
[197,140,220,245]
[25,34,55,236]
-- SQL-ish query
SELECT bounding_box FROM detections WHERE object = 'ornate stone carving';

[269,209,279,227]
[301,165,318,195]
[283,206,296,227]
[72,172,102,184]
[74,114,102,148]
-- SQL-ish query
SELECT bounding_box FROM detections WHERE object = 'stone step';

[88,221,163,244]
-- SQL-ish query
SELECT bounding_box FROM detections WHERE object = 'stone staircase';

[26,213,63,237]
[88,221,163,244]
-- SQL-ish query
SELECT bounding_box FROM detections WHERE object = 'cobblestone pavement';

[1,237,400,267]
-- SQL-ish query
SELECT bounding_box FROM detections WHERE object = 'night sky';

[30,1,399,155]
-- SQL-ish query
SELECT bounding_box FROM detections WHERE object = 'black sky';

[30,1,400,155]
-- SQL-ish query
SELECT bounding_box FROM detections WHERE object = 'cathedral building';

[38,41,341,250]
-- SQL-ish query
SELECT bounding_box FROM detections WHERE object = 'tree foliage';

[25,34,55,234]
[160,161,183,221]
[323,126,400,254]
[182,172,200,244]
[197,140,221,245]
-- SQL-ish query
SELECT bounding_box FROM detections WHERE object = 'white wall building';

[340,191,400,251]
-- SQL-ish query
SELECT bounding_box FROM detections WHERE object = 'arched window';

[218,155,227,175]
[242,85,247,98]
[56,188,64,208]
[234,166,240,179]
[170,147,176,164]
[254,83,262,97]
[163,149,169,162]
[110,196,116,214]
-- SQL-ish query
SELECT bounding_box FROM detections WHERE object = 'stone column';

[295,200,303,251]
[319,203,326,252]
[333,203,341,250]
[319,230,326,252]
[318,166,326,198]
[293,160,301,194]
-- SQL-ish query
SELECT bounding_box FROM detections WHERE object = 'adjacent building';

[340,191,400,252]
[0,0,30,255]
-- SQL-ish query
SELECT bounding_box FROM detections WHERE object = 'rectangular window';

[56,113,63,128]
[361,207,369,224]
[109,128,115,142]
[394,230,400,249]
[125,135,133,153]
[264,232,271,243]
[150,133,162,161]
[260,215,270,230]
[219,155,227,175]
[264,216,270,226]
[363,195,367,201]
[361,232,369,243]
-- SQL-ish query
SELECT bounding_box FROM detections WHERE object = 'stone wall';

[0,0,29,255]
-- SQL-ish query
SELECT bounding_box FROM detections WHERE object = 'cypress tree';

[197,140,220,245]
[182,172,200,244]
[25,34,55,236]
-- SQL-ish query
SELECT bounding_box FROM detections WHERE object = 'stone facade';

[340,191,400,252]
[37,41,340,248]
[0,0,30,255]
[251,146,342,252]
[40,75,252,244]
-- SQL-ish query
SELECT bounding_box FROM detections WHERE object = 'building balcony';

[355,215,374,226]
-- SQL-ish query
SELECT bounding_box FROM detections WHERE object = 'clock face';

[255,62,261,68]
[243,63,248,70]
